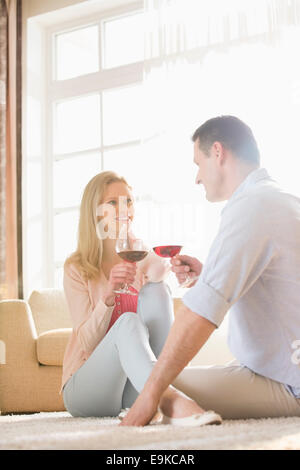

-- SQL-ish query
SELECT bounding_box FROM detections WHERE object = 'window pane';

[103,85,142,145]
[103,12,144,68]
[53,152,101,208]
[54,94,101,155]
[56,25,99,80]
[103,145,147,197]
[54,210,79,264]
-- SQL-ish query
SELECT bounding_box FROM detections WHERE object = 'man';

[121,116,300,426]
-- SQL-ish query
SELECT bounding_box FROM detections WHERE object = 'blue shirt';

[183,168,300,398]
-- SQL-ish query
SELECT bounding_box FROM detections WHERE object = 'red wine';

[153,245,182,258]
[118,250,148,263]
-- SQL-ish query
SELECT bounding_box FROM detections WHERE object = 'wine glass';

[115,225,149,296]
[152,244,200,288]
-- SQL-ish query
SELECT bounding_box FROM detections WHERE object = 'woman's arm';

[63,264,115,355]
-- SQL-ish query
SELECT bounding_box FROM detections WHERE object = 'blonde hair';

[65,171,131,281]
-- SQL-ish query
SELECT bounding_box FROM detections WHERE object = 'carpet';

[0,412,300,450]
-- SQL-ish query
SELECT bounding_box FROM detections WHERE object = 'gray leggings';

[63,281,174,417]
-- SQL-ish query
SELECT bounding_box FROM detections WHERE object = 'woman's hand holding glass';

[171,254,203,287]
[103,262,137,306]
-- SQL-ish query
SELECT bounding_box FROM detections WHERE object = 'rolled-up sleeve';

[183,280,230,327]
[182,194,277,327]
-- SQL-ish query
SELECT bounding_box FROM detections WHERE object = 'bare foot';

[159,387,205,419]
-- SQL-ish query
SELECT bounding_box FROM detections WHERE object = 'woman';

[61,171,221,425]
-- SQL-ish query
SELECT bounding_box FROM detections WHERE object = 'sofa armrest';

[0,300,38,368]
[0,300,66,413]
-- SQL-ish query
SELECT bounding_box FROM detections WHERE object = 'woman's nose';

[116,205,133,219]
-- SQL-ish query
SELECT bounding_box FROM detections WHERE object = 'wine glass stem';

[179,274,199,288]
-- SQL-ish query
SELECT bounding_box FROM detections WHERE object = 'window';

[23,2,233,297]
[25,3,144,296]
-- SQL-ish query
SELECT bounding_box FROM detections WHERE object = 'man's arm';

[120,302,216,426]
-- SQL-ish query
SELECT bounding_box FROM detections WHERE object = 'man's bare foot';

[159,387,205,419]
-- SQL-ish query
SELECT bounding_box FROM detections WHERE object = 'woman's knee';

[136,282,174,343]
[138,281,173,315]
[113,312,150,358]
[117,311,137,323]
[115,311,148,335]
[116,311,141,328]
[139,281,171,299]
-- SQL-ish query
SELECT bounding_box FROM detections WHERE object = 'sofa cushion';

[28,289,71,336]
[37,328,72,366]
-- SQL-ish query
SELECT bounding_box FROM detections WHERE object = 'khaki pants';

[173,360,300,419]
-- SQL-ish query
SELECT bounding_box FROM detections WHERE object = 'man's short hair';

[192,116,260,165]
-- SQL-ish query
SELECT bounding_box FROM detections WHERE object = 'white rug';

[0,412,300,450]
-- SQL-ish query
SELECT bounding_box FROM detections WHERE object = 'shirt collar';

[221,167,271,214]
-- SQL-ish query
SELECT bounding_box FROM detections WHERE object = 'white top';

[183,168,300,398]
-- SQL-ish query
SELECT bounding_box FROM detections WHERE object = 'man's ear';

[212,141,226,165]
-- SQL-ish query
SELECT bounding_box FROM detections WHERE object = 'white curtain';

[136,0,300,290]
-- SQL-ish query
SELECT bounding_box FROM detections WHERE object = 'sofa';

[0,289,234,414]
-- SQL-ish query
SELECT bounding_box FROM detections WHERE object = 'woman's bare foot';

[159,387,205,419]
